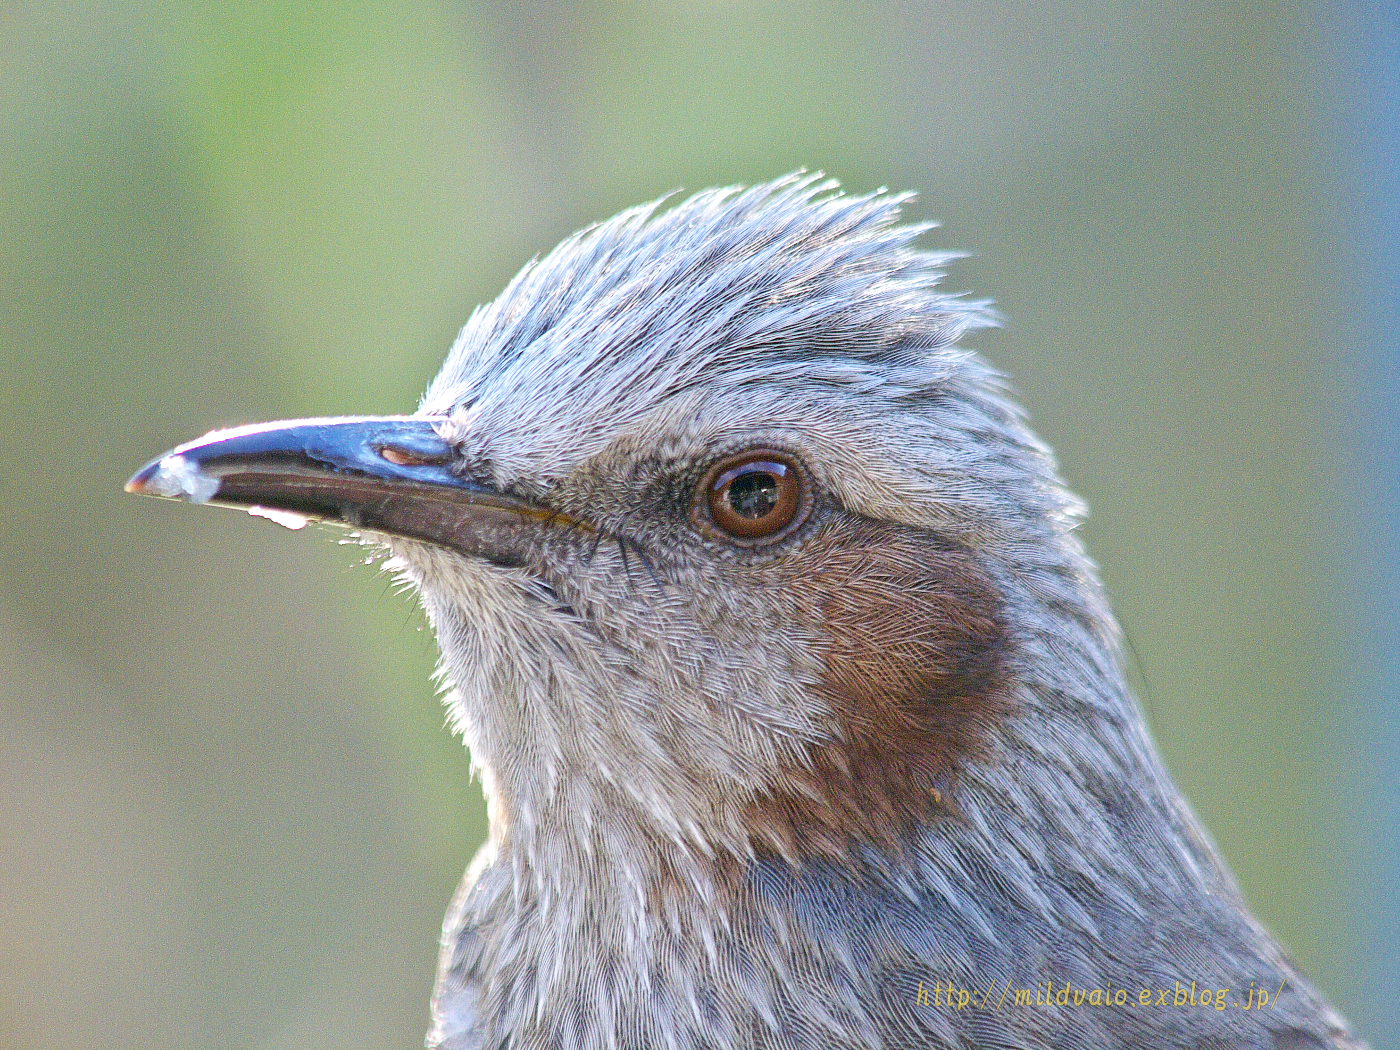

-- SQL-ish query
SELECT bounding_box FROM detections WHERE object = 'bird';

[127,174,1367,1050]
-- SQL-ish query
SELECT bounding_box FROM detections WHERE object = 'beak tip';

[124,465,153,495]
[124,453,221,504]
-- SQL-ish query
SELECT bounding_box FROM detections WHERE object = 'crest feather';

[423,173,995,425]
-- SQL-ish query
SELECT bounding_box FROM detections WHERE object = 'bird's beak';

[125,416,584,557]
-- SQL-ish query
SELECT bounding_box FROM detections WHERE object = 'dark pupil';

[727,470,779,519]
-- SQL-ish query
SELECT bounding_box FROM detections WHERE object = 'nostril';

[378,445,452,467]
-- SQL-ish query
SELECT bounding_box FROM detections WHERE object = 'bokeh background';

[2,2,1395,1047]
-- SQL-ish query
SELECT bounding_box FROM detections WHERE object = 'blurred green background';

[2,2,1391,1047]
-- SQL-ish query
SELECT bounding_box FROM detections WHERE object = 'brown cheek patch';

[742,515,1014,861]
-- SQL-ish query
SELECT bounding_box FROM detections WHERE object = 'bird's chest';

[426,855,900,1050]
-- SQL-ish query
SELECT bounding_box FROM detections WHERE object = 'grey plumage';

[129,173,1367,1050]
[399,176,1363,1049]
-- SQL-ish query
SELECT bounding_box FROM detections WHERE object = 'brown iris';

[697,449,809,543]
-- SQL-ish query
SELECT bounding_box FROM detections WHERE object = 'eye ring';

[694,449,811,545]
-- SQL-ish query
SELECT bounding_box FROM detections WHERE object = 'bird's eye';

[696,449,810,544]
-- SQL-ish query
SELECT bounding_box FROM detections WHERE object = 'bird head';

[129,175,1368,1050]
[128,176,1124,874]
